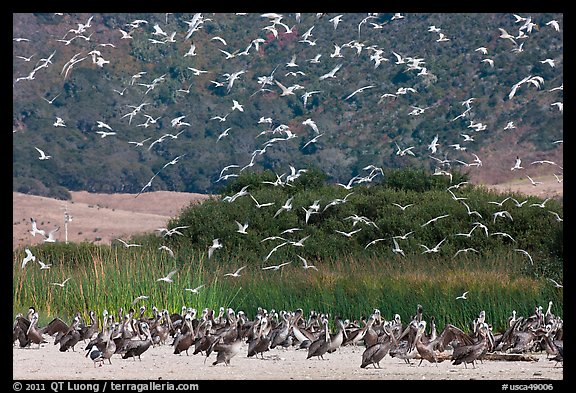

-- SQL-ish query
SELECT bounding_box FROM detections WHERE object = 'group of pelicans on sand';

[13,302,563,369]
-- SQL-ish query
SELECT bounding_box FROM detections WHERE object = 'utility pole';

[63,203,73,244]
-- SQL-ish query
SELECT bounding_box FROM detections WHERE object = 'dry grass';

[12,191,210,250]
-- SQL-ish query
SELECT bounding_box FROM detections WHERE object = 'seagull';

[41,93,61,104]
[421,214,450,227]
[262,261,292,271]
[208,238,222,258]
[427,134,440,154]
[493,210,513,224]
[96,131,117,138]
[249,194,275,208]
[491,232,516,242]
[319,63,343,80]
[526,175,542,186]
[475,47,488,55]
[302,133,324,150]
[548,211,563,222]
[132,295,149,305]
[235,221,249,234]
[453,248,479,258]
[52,278,71,287]
[296,255,318,271]
[420,237,447,254]
[44,226,60,243]
[329,14,343,29]
[540,58,555,68]
[391,238,405,256]
[365,238,387,249]
[29,218,46,237]
[184,284,206,294]
[264,242,289,261]
[530,198,551,209]
[344,85,374,100]
[22,248,36,269]
[273,196,294,218]
[224,265,247,277]
[511,156,523,170]
[231,99,244,112]
[504,121,516,130]
[393,231,414,240]
[158,245,175,258]
[455,291,469,300]
[514,249,533,265]
[392,203,414,211]
[302,118,319,133]
[334,228,362,238]
[128,138,152,148]
[546,278,563,288]
[37,260,52,270]
[545,20,560,32]
[115,238,142,248]
[290,235,311,247]
[157,269,178,283]
[35,147,52,160]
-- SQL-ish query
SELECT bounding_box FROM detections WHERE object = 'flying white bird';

[319,63,343,80]
[35,147,52,160]
[184,284,206,294]
[29,217,46,237]
[262,261,292,271]
[392,203,414,211]
[22,248,36,269]
[224,265,247,277]
[37,260,52,270]
[344,85,374,100]
[391,238,405,256]
[44,226,60,243]
[427,134,440,154]
[421,214,450,227]
[456,291,469,300]
[158,245,175,258]
[526,175,542,186]
[296,255,318,271]
[115,238,142,248]
[51,277,72,287]
[511,156,523,170]
[235,221,249,234]
[157,269,178,283]
[132,295,149,305]
[514,249,533,265]
[420,237,447,254]
[208,238,222,258]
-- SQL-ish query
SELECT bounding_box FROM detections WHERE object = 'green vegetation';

[13,169,563,333]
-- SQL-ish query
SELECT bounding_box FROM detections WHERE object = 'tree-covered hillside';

[13,13,563,199]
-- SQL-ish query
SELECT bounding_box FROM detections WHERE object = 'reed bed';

[13,243,562,334]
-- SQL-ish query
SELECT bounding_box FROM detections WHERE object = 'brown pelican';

[360,323,395,368]
[452,323,493,368]
[211,335,242,366]
[327,316,347,353]
[173,315,196,355]
[343,314,375,346]
[57,314,82,352]
[269,311,291,349]
[247,316,271,358]
[25,312,48,348]
[306,317,331,360]
[79,310,98,341]
[119,322,153,360]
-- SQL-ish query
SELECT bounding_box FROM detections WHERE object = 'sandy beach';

[13,335,563,381]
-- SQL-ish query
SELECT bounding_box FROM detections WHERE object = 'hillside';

[13,172,562,252]
[13,13,563,199]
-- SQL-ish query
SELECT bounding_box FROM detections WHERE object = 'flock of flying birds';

[13,12,562,198]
